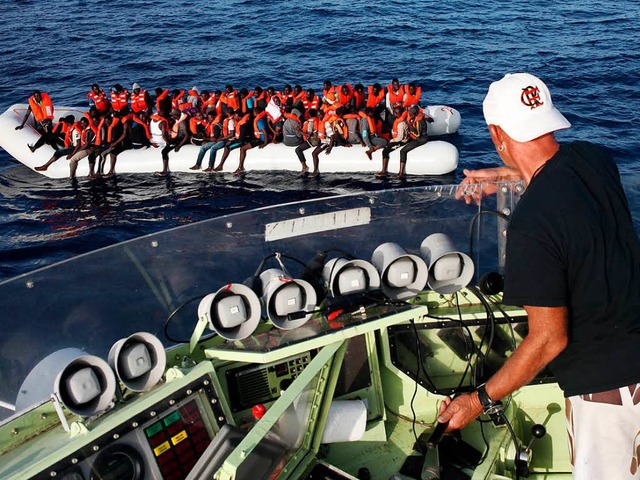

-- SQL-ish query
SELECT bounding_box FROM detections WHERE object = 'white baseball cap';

[483,73,571,142]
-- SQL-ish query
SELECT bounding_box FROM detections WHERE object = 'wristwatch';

[476,383,504,416]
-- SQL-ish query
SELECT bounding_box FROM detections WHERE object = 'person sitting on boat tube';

[360,107,388,160]
[130,83,152,116]
[233,106,270,175]
[386,78,405,115]
[396,106,432,178]
[158,110,190,176]
[309,107,351,178]
[402,82,422,108]
[87,83,110,116]
[376,106,408,178]
[16,90,56,152]
[295,108,320,175]
[34,117,87,174]
[110,84,129,116]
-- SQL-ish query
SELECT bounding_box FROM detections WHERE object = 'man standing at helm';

[441,72,640,479]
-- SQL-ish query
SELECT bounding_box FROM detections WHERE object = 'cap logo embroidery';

[521,86,544,109]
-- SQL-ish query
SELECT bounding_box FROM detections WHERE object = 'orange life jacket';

[69,122,85,146]
[81,123,99,145]
[171,90,185,110]
[87,89,110,113]
[82,113,103,145]
[337,84,354,105]
[293,90,306,103]
[301,95,320,113]
[358,111,377,136]
[391,111,408,140]
[222,117,234,137]
[366,86,386,108]
[253,111,269,139]
[123,113,152,140]
[189,117,206,135]
[106,118,119,143]
[253,91,268,107]
[402,85,422,107]
[130,90,149,113]
[53,121,73,147]
[332,117,349,140]
[408,111,426,139]
[222,90,240,111]
[110,90,129,111]
[206,114,223,138]
[283,112,302,126]
[235,114,250,139]
[281,92,295,106]
[302,117,319,140]
[155,89,170,113]
[28,93,54,122]
[150,114,169,133]
[353,90,365,110]
[387,84,405,105]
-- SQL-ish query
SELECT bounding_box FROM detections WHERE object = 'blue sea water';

[0,0,639,281]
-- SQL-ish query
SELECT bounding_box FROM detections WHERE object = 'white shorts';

[566,383,640,479]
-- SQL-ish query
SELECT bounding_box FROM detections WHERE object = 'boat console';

[0,182,572,479]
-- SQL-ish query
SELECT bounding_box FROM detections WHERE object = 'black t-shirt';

[503,141,640,396]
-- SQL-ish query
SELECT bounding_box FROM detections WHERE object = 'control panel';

[31,371,228,480]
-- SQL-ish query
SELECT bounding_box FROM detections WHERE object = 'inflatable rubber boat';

[0,104,461,179]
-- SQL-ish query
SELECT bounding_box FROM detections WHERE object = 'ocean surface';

[0,0,639,282]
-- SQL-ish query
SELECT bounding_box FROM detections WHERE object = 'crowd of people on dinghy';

[16,79,435,179]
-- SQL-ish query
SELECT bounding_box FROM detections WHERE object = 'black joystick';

[517,424,547,477]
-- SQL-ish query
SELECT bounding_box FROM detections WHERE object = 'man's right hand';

[456,167,522,205]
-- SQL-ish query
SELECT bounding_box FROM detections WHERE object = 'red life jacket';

[366,86,385,108]
[206,114,223,137]
[281,92,295,106]
[387,84,405,106]
[110,90,129,111]
[28,92,54,122]
[130,90,149,113]
[402,85,422,107]
[87,89,110,113]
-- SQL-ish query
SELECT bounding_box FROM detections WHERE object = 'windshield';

[0,181,522,421]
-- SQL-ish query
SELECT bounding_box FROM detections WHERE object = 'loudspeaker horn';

[322,257,381,297]
[53,353,116,417]
[197,283,262,341]
[371,242,428,300]
[108,332,167,392]
[420,233,474,294]
[259,268,317,329]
